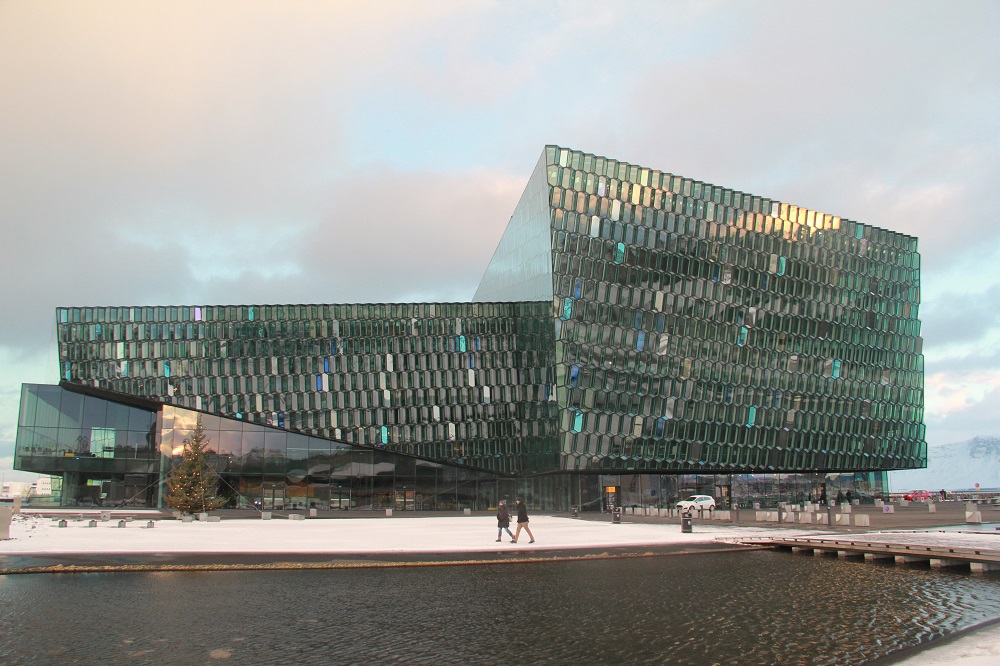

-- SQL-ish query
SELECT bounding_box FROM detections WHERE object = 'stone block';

[875,499,884,508]
[308,508,318,517]
[181,515,195,522]
[882,505,895,513]
[840,503,852,514]
[0,506,12,539]
[854,514,870,527]
[927,503,936,513]
[899,499,909,507]
[966,511,982,524]
[197,512,208,521]
[798,512,813,524]
[146,521,156,528]
[289,513,305,520]
[206,516,221,522]
[385,509,393,517]
[88,520,98,528]
[261,512,272,520]
[463,508,472,516]
[57,519,68,528]
[101,511,111,521]
[12,498,21,514]
[815,513,828,525]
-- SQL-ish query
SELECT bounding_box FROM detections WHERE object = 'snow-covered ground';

[1,511,792,556]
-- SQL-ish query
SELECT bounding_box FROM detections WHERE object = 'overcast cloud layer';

[2,1,998,481]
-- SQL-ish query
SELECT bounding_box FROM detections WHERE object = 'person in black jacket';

[512,497,535,544]
[496,500,514,542]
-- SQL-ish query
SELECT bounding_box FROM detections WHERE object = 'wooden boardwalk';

[740,531,1000,572]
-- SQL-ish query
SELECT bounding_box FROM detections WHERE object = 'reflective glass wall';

[160,405,504,511]
[57,301,559,474]
[15,384,160,506]
[542,146,925,473]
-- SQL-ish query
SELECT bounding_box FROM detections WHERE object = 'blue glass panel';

[562,298,573,320]
[569,365,580,387]
[331,340,337,355]
[573,278,583,298]
[316,375,323,391]
[324,357,330,372]
[469,354,475,368]
[634,311,643,329]
[636,331,645,351]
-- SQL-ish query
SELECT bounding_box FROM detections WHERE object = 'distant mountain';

[890,436,1000,492]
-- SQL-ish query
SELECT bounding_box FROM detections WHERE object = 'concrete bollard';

[875,499,884,508]
[966,511,982,524]
[58,519,68,528]
[261,512,272,520]
[798,512,813,524]
[0,506,13,539]
[815,513,828,525]
[385,509,393,517]
[927,503,936,513]
[882,505,895,514]
[146,521,156,528]
[117,520,127,528]
[88,520,98,528]
[181,514,195,522]
[463,508,472,516]
[899,499,909,507]
[12,498,21,514]
[854,514,870,527]
[197,512,209,521]
[101,511,111,521]
[309,508,318,517]
[840,503,852,514]
[206,516,221,522]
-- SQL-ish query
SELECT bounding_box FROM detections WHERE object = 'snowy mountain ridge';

[890,436,1000,492]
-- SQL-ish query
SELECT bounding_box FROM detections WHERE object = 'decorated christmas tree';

[164,417,227,514]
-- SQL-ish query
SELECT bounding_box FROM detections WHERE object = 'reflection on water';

[2,551,1000,665]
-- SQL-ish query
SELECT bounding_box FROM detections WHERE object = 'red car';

[903,490,933,501]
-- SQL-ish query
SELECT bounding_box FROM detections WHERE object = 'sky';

[1,1,998,483]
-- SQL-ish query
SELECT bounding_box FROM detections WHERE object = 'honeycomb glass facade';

[17,145,925,508]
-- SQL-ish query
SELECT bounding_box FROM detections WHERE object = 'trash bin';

[612,508,622,524]
[681,511,693,533]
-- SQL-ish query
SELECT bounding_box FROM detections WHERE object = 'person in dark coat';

[512,497,535,544]
[496,500,514,542]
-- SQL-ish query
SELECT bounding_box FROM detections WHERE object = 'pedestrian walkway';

[0,510,783,572]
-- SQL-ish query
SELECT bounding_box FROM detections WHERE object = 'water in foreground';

[2,550,1000,665]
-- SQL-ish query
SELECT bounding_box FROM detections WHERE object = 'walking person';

[496,500,514,542]
[512,497,535,544]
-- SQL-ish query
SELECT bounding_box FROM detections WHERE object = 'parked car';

[903,490,933,501]
[676,495,716,512]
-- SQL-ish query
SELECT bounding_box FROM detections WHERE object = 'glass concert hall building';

[15,146,926,510]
